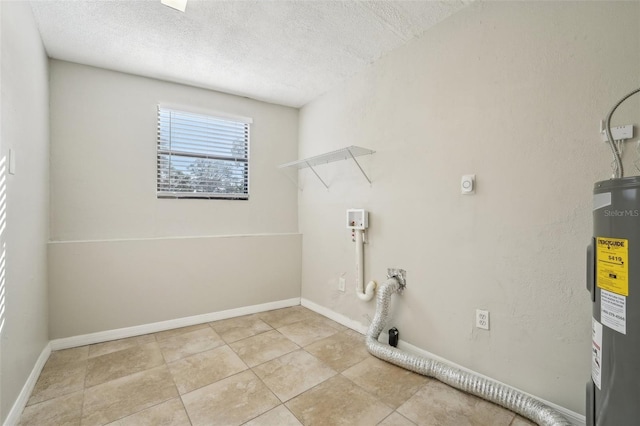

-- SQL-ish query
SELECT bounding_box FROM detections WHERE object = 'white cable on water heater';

[355,229,377,301]
[605,87,640,179]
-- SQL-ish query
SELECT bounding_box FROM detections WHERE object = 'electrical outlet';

[476,309,489,330]
[338,277,346,292]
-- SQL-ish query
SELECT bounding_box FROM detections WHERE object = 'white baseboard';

[4,343,51,426]
[301,298,369,334]
[301,298,585,426]
[50,297,300,350]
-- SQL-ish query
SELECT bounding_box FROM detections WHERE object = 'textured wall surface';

[299,1,640,413]
[49,61,301,338]
[0,2,50,423]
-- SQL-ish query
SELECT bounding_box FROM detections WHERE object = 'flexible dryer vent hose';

[366,277,572,426]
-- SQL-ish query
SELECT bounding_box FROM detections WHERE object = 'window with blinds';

[157,106,250,199]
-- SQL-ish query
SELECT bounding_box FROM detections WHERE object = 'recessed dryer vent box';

[347,209,368,230]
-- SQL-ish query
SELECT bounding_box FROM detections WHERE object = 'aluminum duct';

[366,273,571,426]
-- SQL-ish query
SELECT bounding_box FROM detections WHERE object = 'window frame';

[156,105,252,200]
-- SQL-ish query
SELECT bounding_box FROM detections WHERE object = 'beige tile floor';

[18,306,536,426]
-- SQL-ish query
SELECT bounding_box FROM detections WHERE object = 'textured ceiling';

[30,0,472,107]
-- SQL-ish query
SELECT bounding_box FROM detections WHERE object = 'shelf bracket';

[306,161,329,189]
[347,147,372,185]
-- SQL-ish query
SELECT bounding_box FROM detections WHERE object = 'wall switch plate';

[476,309,489,330]
[338,276,346,292]
[8,149,15,175]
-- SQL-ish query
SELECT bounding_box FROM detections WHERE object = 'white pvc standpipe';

[355,229,376,301]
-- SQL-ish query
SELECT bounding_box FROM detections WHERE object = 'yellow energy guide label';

[596,237,629,296]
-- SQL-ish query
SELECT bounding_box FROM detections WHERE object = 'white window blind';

[157,106,250,199]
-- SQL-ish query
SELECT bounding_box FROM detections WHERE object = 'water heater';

[587,176,640,425]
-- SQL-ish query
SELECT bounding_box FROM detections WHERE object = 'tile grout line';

[221,320,283,410]
[251,347,337,404]
[237,366,280,425]
[234,315,342,425]
[85,333,178,425]
[157,325,194,426]
[167,327,260,424]
[85,330,214,424]
[176,345,254,396]
[80,353,90,424]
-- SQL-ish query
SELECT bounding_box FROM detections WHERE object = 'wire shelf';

[277,145,375,189]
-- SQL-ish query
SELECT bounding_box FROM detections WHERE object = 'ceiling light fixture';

[161,0,187,12]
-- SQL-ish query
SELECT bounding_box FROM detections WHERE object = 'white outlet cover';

[475,309,489,330]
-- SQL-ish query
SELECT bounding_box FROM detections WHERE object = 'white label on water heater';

[592,318,602,390]
[593,192,611,210]
[601,289,626,335]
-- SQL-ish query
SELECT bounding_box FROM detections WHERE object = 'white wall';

[49,61,301,338]
[0,2,50,422]
[50,60,298,241]
[299,1,639,414]
[49,234,301,338]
